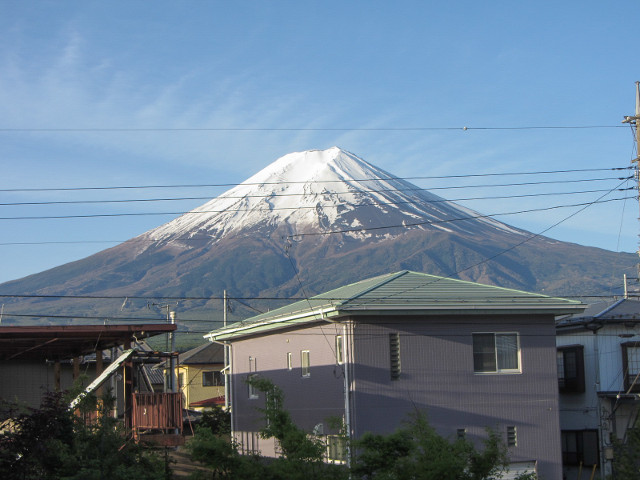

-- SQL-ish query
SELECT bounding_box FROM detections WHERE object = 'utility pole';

[623,81,640,280]
[169,310,177,392]
[224,291,230,411]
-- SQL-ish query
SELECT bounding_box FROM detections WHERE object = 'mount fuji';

[0,147,635,326]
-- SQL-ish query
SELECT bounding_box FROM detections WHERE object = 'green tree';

[198,405,231,436]
[185,376,534,480]
[186,426,266,480]
[0,390,167,480]
[611,427,640,480]
[352,411,529,480]
[246,376,348,480]
[248,375,327,463]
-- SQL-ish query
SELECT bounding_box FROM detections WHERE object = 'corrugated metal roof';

[207,271,585,341]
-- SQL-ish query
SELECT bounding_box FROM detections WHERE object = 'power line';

[0,186,633,208]
[286,196,634,238]
[0,125,627,132]
[0,167,630,193]
[0,191,632,223]
[0,293,628,301]
[0,196,632,249]
[331,178,635,303]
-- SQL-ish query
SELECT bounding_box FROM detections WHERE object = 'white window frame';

[336,336,344,365]
[301,350,311,377]
[472,332,521,374]
[326,435,347,463]
[287,351,293,371]
[248,373,259,399]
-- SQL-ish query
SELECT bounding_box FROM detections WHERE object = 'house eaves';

[207,271,586,342]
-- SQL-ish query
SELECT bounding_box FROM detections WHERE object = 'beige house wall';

[179,363,224,409]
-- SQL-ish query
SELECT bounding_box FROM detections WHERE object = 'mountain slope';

[0,147,634,325]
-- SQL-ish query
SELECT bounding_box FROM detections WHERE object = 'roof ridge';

[594,298,626,318]
[340,270,409,305]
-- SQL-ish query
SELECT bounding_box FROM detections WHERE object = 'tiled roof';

[207,271,585,341]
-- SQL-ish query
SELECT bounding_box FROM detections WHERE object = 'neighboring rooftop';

[207,270,586,341]
[557,297,640,330]
[0,324,177,361]
[180,342,224,365]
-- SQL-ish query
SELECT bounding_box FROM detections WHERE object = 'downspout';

[343,322,352,467]
[211,338,235,444]
[228,342,235,442]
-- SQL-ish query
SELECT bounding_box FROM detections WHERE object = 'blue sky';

[0,1,639,284]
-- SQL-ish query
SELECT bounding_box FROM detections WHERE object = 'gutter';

[205,305,338,340]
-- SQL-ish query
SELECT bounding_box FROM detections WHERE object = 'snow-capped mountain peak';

[146,147,524,246]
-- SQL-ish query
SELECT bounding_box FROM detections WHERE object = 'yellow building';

[177,342,225,411]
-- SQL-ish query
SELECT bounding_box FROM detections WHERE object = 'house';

[0,323,184,445]
[176,342,226,410]
[556,297,640,479]
[206,270,585,480]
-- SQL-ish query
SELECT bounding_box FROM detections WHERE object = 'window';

[301,350,311,377]
[327,435,347,463]
[248,356,258,399]
[202,370,224,387]
[557,345,585,393]
[561,430,599,467]
[336,336,344,365]
[287,352,293,371]
[390,333,401,380]
[248,373,259,399]
[622,342,640,392]
[178,372,184,388]
[473,333,520,373]
[457,429,467,439]
[506,426,517,447]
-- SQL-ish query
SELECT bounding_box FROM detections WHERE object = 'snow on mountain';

[145,147,527,246]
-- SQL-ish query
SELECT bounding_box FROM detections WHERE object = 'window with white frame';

[327,435,347,463]
[336,336,344,365]
[202,370,224,387]
[248,373,259,399]
[301,350,311,377]
[473,333,520,373]
[248,356,258,399]
[287,352,293,371]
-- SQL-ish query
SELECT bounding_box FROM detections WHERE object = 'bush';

[0,391,168,480]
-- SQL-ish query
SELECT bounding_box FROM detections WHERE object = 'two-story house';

[177,341,226,410]
[556,297,640,479]
[207,270,585,480]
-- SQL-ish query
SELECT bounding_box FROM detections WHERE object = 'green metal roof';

[206,271,586,341]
